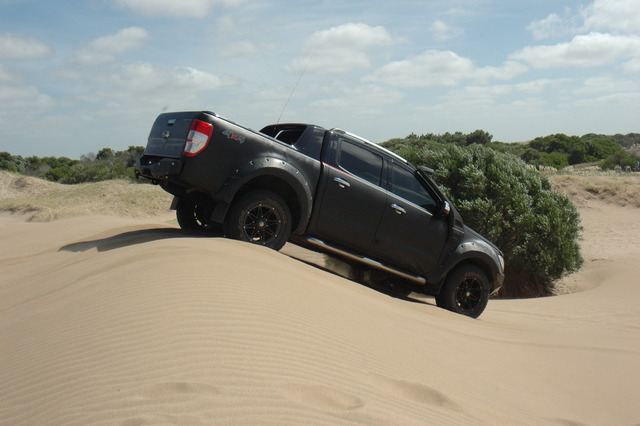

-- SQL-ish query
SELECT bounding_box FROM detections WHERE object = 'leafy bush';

[0,152,21,173]
[525,134,623,168]
[600,150,640,171]
[582,132,640,149]
[521,149,570,169]
[385,141,583,297]
[0,147,144,184]
[391,129,493,148]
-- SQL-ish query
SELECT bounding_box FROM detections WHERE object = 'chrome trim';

[333,177,350,188]
[303,237,426,285]
[331,128,409,164]
[391,203,406,215]
[442,201,451,217]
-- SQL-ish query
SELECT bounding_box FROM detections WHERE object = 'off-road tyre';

[436,264,490,318]
[176,199,223,235]
[224,190,292,250]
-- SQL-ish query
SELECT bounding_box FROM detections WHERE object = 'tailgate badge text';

[223,130,246,144]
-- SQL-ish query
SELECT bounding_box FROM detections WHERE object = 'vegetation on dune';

[383,136,585,298]
[0,146,144,184]
[381,129,637,296]
[1,132,638,184]
[0,171,172,221]
[388,131,640,171]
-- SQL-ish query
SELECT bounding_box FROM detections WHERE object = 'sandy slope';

[1,183,639,424]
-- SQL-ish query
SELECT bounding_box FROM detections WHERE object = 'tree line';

[0,146,144,184]
[1,132,638,184]
[384,131,640,171]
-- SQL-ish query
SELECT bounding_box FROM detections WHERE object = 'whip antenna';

[276,56,311,125]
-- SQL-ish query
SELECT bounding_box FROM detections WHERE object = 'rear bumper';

[135,156,183,180]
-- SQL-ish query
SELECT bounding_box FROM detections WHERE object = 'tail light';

[183,119,213,157]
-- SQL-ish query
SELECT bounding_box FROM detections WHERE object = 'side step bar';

[301,237,427,285]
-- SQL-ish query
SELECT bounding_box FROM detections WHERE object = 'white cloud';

[510,32,640,68]
[527,0,640,40]
[305,23,395,51]
[439,78,573,109]
[575,74,640,95]
[113,0,245,18]
[512,78,572,94]
[365,50,474,87]
[0,65,15,83]
[309,83,404,111]
[221,40,260,57]
[623,57,640,72]
[0,64,52,115]
[582,0,640,33]
[474,61,528,82]
[0,85,53,114]
[73,27,149,65]
[573,90,640,109]
[287,23,397,75]
[366,50,526,88]
[111,62,224,95]
[0,33,51,59]
[527,13,569,41]
[429,20,463,41]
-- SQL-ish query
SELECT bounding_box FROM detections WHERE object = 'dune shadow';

[59,231,436,307]
[59,228,218,253]
[285,248,436,307]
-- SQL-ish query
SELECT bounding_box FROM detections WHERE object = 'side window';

[338,139,383,186]
[392,164,437,211]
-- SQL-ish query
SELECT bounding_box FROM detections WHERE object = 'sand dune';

[1,175,639,425]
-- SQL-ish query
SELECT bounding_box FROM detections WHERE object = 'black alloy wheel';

[242,204,281,243]
[455,275,484,311]
[225,190,292,250]
[435,265,490,318]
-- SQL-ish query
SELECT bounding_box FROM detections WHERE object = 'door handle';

[334,177,350,189]
[391,203,406,215]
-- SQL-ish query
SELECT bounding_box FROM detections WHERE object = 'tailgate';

[144,111,214,158]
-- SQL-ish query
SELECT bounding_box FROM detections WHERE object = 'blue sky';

[1,0,638,157]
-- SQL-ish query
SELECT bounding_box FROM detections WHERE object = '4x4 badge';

[223,130,245,143]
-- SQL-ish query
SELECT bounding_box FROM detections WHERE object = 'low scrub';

[0,171,172,221]
[385,142,584,298]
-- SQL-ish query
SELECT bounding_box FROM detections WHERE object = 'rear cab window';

[337,139,383,186]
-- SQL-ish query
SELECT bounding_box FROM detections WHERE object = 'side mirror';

[440,201,451,217]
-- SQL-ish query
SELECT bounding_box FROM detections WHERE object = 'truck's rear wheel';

[224,190,291,250]
[436,265,489,318]
[176,199,223,235]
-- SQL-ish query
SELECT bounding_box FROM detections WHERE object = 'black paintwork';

[135,111,505,297]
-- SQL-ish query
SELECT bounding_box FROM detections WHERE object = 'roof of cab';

[331,128,409,164]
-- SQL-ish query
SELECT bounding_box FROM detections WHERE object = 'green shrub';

[0,152,21,173]
[600,150,640,171]
[388,142,583,297]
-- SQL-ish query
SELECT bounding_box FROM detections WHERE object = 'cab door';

[313,137,387,253]
[369,162,448,275]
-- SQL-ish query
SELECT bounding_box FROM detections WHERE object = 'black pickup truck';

[136,111,504,317]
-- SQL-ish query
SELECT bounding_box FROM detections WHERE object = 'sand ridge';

[1,175,639,425]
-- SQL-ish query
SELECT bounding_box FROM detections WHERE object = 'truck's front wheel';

[225,190,292,250]
[436,265,489,318]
